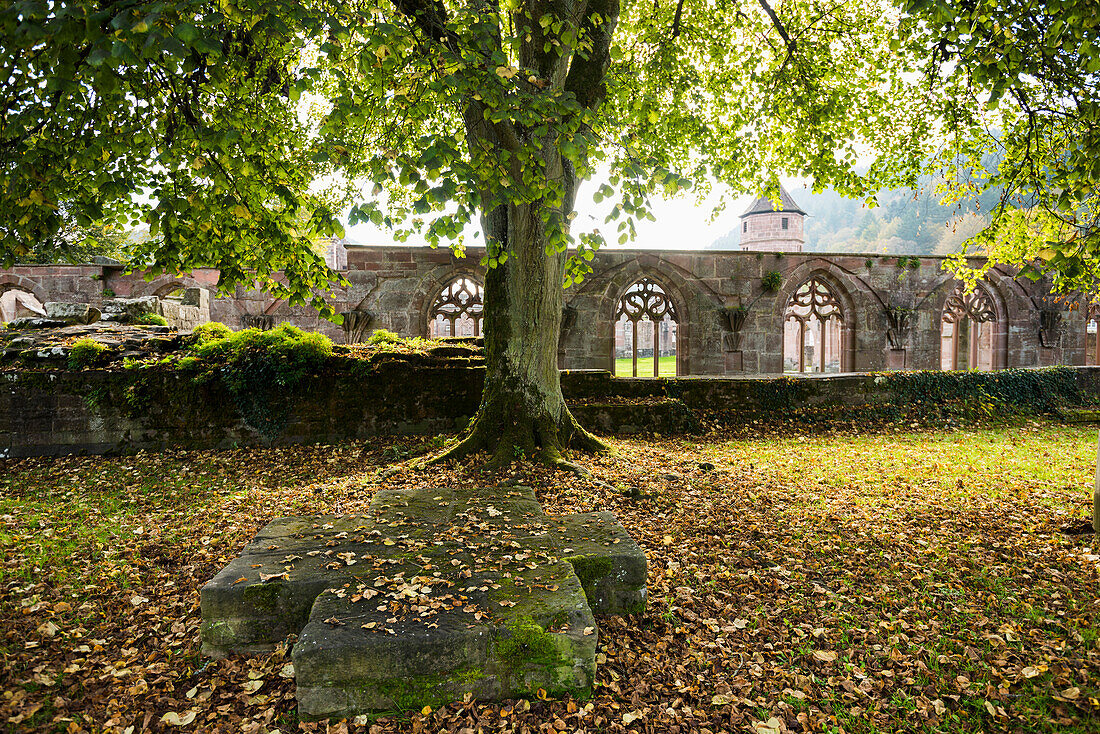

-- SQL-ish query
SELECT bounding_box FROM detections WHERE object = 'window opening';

[783,277,843,373]
[615,278,678,377]
[940,282,997,370]
[428,277,484,338]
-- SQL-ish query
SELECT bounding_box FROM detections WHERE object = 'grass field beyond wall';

[614,355,678,377]
[1,422,1098,732]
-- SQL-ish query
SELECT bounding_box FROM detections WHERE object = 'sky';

[346,181,769,250]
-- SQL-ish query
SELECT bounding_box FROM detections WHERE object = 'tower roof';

[739,185,806,218]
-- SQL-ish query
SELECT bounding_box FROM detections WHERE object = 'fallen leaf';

[160,711,197,726]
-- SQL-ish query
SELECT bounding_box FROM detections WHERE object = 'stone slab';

[200,485,647,719]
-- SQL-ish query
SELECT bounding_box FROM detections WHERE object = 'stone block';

[201,485,645,719]
[101,296,159,322]
[44,302,101,324]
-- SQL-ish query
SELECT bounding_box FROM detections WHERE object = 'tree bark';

[433,125,606,469]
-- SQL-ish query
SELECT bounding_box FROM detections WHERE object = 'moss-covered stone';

[492,617,562,667]
[564,554,615,590]
[203,485,644,719]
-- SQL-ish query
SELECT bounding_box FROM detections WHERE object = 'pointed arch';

[779,270,855,373]
[597,265,692,376]
[937,280,1007,370]
[613,277,680,377]
[426,274,485,338]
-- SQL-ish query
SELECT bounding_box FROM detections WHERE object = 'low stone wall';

[0,358,483,458]
[4,364,1099,458]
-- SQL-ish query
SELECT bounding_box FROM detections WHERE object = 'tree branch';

[389,0,459,51]
[757,0,796,56]
[563,0,620,110]
[671,0,686,38]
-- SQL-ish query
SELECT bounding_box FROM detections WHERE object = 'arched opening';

[940,282,998,370]
[783,276,844,373]
[614,278,678,377]
[1087,303,1100,365]
[0,287,46,322]
[428,277,484,338]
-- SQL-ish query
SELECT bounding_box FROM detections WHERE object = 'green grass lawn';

[2,424,1098,732]
[614,354,678,377]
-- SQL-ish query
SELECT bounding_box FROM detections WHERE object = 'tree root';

[418,401,608,477]
[559,410,610,454]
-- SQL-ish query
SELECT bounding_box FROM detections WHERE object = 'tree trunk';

[433,124,606,469]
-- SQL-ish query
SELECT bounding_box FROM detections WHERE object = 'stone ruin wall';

[0,246,1089,375]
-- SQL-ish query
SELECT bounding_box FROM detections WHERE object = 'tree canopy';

[897,0,1100,294]
[3,0,935,291]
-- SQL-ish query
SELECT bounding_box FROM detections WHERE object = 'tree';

[3,0,930,467]
[895,0,1100,292]
[1,1,346,312]
[896,0,1100,534]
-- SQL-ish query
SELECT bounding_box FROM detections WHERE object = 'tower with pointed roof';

[738,185,806,252]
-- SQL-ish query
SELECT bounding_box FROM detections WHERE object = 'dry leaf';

[160,711,197,726]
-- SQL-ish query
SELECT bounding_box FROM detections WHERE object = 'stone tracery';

[940,282,999,371]
[429,277,484,337]
[615,278,678,377]
[784,276,844,373]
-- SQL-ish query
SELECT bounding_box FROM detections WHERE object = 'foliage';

[761,271,783,292]
[366,328,402,346]
[190,324,334,436]
[135,314,168,327]
[2,0,937,294]
[2,426,1098,730]
[0,0,347,315]
[15,221,134,265]
[66,338,106,369]
[895,0,1100,293]
[189,322,234,345]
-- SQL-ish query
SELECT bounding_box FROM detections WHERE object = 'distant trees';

[18,221,134,265]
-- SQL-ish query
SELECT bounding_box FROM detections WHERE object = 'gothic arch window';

[783,276,844,373]
[429,277,484,338]
[615,278,679,377]
[940,282,998,370]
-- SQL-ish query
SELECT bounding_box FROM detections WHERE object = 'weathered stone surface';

[44,302,101,324]
[7,317,68,330]
[101,296,159,323]
[200,486,646,720]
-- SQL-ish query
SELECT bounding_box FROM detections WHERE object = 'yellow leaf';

[421,705,432,715]
[812,650,837,662]
[160,711,197,726]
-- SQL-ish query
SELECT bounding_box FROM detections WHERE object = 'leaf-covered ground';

[2,422,1098,733]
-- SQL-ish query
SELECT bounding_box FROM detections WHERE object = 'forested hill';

[710,180,1002,254]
